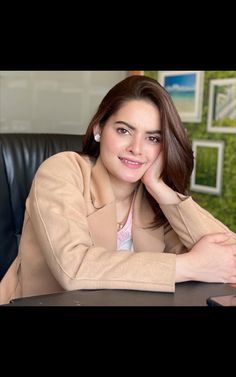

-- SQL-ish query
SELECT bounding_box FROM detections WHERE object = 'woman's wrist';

[175,253,194,283]
[145,180,181,205]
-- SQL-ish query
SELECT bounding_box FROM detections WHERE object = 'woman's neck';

[109,176,138,203]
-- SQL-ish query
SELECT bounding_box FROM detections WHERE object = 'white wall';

[0,71,127,134]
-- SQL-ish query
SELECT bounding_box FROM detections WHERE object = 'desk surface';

[6,282,236,306]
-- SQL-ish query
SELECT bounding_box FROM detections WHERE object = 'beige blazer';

[0,152,234,304]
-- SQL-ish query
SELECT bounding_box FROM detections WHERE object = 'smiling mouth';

[118,157,144,169]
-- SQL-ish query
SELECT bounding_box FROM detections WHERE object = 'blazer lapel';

[87,157,117,250]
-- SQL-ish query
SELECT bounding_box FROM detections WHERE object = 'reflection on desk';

[5,282,236,306]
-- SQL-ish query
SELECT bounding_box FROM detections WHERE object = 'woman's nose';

[127,136,142,155]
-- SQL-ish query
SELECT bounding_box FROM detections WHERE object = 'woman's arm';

[142,151,236,248]
[142,150,236,284]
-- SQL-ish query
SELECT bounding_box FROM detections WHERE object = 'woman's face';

[94,99,162,184]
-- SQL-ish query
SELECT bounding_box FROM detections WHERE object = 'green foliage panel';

[145,71,236,232]
[195,146,218,186]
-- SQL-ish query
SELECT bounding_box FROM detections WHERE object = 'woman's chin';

[121,174,142,184]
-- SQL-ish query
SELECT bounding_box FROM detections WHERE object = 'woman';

[3,75,236,302]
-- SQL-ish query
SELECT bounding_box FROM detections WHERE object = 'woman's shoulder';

[37,151,96,175]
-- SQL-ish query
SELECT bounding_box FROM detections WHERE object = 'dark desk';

[6,282,236,306]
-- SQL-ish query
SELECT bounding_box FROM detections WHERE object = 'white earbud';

[94,134,101,142]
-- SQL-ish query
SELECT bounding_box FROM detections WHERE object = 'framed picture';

[207,78,236,134]
[158,71,204,122]
[190,140,224,195]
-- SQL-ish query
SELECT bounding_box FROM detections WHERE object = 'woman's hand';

[141,151,181,205]
[176,233,236,284]
[142,151,164,189]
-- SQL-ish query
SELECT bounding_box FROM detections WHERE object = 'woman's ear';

[93,124,102,142]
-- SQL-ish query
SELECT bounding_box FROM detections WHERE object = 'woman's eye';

[148,136,161,143]
[117,127,129,134]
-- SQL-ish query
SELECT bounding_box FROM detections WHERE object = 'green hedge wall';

[145,71,236,232]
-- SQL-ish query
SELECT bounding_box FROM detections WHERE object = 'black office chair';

[0,133,83,280]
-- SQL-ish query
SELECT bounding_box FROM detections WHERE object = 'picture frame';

[207,78,236,134]
[190,140,224,195]
[158,71,204,122]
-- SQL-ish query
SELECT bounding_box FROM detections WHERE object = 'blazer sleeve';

[160,193,236,250]
[26,152,176,293]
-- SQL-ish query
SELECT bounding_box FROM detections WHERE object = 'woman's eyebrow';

[114,121,162,134]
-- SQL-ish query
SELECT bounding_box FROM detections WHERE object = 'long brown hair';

[82,75,194,227]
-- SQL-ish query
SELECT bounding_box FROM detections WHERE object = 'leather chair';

[0,133,83,281]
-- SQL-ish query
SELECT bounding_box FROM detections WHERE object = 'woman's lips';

[119,157,144,169]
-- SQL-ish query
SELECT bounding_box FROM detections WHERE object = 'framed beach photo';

[190,140,224,195]
[158,71,204,122]
[207,78,236,134]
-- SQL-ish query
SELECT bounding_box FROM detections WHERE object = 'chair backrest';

[0,133,83,280]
